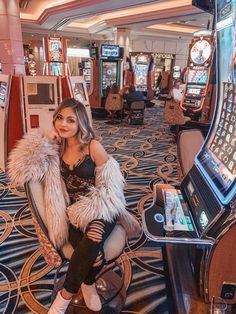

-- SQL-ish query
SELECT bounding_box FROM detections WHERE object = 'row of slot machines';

[143,0,236,305]
[81,50,154,111]
[0,75,92,172]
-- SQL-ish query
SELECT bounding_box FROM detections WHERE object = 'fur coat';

[8,131,140,249]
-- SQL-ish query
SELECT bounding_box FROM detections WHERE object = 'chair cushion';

[29,181,48,229]
[61,242,74,260]
[178,129,204,176]
[103,224,126,261]
[164,100,186,125]
[27,181,126,265]
[105,93,123,111]
[61,224,126,262]
[130,101,145,109]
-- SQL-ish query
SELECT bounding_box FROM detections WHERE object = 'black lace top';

[60,147,96,203]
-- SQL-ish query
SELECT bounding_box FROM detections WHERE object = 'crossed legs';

[49,219,116,313]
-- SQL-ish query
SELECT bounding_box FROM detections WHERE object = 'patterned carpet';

[0,101,179,314]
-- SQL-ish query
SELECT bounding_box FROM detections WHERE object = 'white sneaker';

[48,290,71,314]
[81,283,102,312]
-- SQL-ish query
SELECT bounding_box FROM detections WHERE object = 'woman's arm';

[90,140,109,166]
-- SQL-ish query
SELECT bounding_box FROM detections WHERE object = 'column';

[114,28,131,60]
[0,0,25,74]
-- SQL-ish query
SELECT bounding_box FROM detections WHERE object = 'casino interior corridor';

[0,101,177,314]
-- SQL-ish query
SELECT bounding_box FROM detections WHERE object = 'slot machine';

[123,57,133,87]
[22,76,59,133]
[43,37,69,76]
[66,76,93,125]
[133,54,150,93]
[181,33,215,120]
[0,75,24,171]
[143,0,236,305]
[100,44,122,97]
[82,60,92,92]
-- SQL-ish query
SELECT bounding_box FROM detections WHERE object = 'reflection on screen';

[27,83,55,105]
[73,83,86,103]
[187,69,208,84]
[0,81,7,104]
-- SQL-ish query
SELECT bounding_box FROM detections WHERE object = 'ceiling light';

[67,48,90,57]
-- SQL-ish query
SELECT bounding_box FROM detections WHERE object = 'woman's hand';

[46,128,61,143]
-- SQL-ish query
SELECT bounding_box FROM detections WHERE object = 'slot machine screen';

[174,65,181,71]
[135,64,148,88]
[84,75,91,81]
[84,61,91,68]
[196,0,236,205]
[187,69,208,84]
[0,81,7,104]
[102,61,117,89]
[50,62,63,76]
[101,45,120,58]
[27,83,55,105]
[83,69,90,75]
[173,72,180,79]
[48,37,63,62]
[72,83,87,103]
[187,87,201,95]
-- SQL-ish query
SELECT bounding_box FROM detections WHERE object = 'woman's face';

[54,107,79,139]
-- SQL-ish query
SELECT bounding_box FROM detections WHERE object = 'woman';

[8,98,140,314]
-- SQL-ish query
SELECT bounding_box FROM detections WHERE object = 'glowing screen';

[187,88,201,95]
[196,0,236,204]
[102,61,117,89]
[187,69,208,84]
[72,83,87,103]
[0,81,7,104]
[48,37,63,62]
[135,64,148,89]
[101,45,120,58]
[50,63,63,76]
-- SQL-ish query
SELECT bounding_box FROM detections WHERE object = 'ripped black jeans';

[63,219,116,294]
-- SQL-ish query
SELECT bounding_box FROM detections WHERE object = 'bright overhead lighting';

[68,0,193,29]
[147,23,199,33]
[67,48,90,57]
